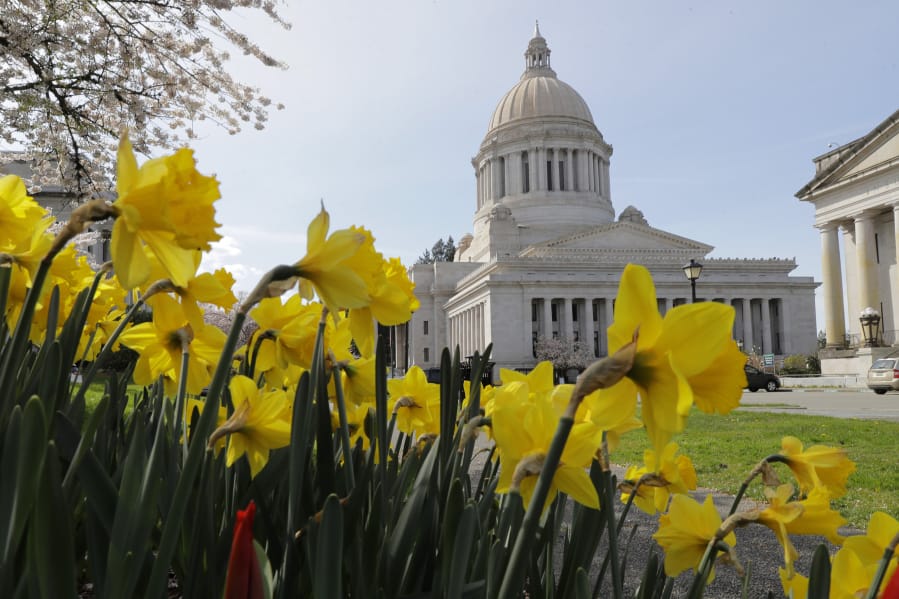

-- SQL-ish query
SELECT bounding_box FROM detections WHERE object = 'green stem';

[687,539,723,598]
[332,361,356,488]
[497,415,574,599]
[173,346,190,465]
[600,437,623,598]
[729,455,785,516]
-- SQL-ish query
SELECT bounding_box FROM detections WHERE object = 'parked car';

[866,357,899,394]
[744,364,780,392]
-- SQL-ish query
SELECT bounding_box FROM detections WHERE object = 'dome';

[488,77,595,133]
[486,23,596,134]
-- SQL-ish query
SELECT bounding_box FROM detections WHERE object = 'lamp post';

[682,259,703,303]
[859,307,881,347]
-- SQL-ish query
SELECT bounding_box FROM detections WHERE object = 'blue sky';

[193,1,899,330]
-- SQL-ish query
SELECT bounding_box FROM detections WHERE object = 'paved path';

[737,388,899,421]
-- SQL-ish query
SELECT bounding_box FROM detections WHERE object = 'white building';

[796,109,899,374]
[399,26,817,372]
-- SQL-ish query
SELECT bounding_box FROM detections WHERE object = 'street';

[738,388,899,421]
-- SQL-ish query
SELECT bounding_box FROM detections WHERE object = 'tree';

[416,236,456,264]
[534,336,595,371]
[0,1,289,197]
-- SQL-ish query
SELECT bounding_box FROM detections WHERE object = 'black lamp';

[682,259,703,303]
[859,307,881,347]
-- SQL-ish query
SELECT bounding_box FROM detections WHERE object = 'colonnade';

[819,206,899,347]
[476,146,610,208]
[448,302,487,358]
[529,295,788,358]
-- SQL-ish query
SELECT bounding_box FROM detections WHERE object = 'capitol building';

[400,26,818,371]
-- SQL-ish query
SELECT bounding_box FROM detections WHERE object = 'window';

[522,152,530,193]
[546,160,553,191]
[498,156,506,197]
[423,320,429,335]
[551,302,557,321]
[592,301,598,322]
[423,347,430,362]
[559,160,565,191]
[572,302,578,321]
[531,300,539,321]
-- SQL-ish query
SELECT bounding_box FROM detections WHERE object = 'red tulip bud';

[224,501,264,599]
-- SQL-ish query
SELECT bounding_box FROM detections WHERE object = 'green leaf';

[254,540,275,599]
[574,568,590,599]
[446,505,477,599]
[315,494,344,598]
[28,442,76,598]
[806,543,831,598]
[0,398,48,573]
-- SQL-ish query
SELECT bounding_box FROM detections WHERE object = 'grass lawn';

[612,409,899,528]
[78,379,145,414]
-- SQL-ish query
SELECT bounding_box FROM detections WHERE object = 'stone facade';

[399,26,818,372]
[797,109,899,374]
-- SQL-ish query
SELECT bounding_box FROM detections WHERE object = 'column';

[761,299,772,354]
[536,148,545,190]
[561,298,573,340]
[854,212,878,313]
[475,170,481,209]
[603,298,615,354]
[577,149,587,191]
[542,298,552,342]
[583,299,595,356]
[566,149,574,193]
[742,298,753,352]
[601,159,611,197]
[819,223,846,347]
[586,151,594,192]
[529,148,538,193]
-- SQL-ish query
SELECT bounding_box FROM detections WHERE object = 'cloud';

[199,235,266,294]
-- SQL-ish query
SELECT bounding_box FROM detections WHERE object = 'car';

[744,364,781,392]
[866,357,899,394]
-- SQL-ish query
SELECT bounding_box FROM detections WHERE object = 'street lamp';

[859,307,881,347]
[682,259,703,303]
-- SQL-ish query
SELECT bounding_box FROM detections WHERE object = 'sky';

[191,1,899,331]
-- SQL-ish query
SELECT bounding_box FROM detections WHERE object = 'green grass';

[612,409,899,528]
[77,380,145,414]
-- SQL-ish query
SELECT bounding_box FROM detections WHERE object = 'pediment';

[797,109,899,198]
[523,221,713,254]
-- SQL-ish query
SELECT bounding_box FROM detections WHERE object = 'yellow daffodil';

[780,546,875,599]
[752,484,805,577]
[842,511,899,568]
[208,375,292,478]
[779,436,856,498]
[248,295,322,376]
[653,494,736,581]
[294,205,370,313]
[621,442,698,515]
[492,381,602,512]
[594,264,744,453]
[347,231,418,356]
[387,365,440,435]
[783,487,846,545]
[119,294,226,395]
[0,174,51,256]
[111,132,221,289]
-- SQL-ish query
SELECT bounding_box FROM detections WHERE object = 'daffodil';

[208,375,292,478]
[293,205,370,313]
[0,174,51,257]
[621,442,698,515]
[842,511,899,568]
[653,494,736,580]
[119,294,226,395]
[778,436,856,498]
[347,231,418,356]
[387,365,440,435]
[248,295,321,376]
[593,264,744,453]
[492,381,602,512]
[111,132,221,289]
[780,546,876,599]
